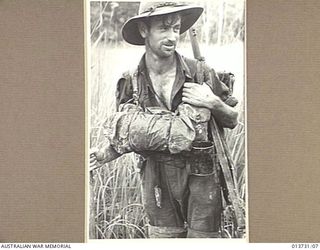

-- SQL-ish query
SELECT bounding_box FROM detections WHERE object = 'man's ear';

[138,22,148,39]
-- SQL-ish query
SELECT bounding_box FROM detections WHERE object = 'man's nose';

[166,28,179,42]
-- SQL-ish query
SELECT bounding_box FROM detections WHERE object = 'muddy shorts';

[140,152,222,238]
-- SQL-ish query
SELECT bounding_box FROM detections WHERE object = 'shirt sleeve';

[115,72,134,111]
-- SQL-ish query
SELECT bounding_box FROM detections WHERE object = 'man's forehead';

[150,14,181,26]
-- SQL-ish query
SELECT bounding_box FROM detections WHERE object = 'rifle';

[188,28,245,237]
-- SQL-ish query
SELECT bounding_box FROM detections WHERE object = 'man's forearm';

[210,98,238,129]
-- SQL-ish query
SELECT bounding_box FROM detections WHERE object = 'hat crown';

[139,2,186,15]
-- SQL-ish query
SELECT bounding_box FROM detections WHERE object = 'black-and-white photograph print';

[88,0,246,239]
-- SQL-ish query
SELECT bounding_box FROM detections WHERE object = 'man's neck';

[145,51,176,75]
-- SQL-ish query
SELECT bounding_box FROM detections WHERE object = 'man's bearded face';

[144,14,181,58]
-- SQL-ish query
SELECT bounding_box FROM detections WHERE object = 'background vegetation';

[89,0,245,239]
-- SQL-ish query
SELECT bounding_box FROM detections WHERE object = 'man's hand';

[182,82,219,109]
[89,145,121,171]
[182,82,238,129]
[89,147,105,171]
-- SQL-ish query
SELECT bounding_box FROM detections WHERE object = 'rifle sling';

[209,119,245,231]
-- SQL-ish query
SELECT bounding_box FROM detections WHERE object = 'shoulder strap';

[131,67,139,106]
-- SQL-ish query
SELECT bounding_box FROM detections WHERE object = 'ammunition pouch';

[177,104,216,176]
[177,103,211,142]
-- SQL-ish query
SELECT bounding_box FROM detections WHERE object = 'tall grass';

[224,101,246,238]
[89,155,148,238]
[89,45,150,239]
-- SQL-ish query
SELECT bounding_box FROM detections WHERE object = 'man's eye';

[174,27,180,33]
[160,26,168,31]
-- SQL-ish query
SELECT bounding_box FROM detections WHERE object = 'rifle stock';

[189,28,203,61]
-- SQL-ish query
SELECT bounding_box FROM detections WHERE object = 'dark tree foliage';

[91,2,140,45]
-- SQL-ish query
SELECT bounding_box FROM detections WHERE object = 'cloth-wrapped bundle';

[103,103,211,155]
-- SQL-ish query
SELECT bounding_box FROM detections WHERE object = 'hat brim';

[121,5,204,45]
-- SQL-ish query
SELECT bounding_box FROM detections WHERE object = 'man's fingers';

[90,156,97,163]
[182,91,195,100]
[182,96,195,105]
[90,161,97,168]
[89,150,106,171]
[90,160,104,171]
[182,88,193,97]
[182,87,192,94]
[90,159,99,168]
[183,82,196,88]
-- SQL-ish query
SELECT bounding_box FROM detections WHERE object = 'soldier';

[90,1,238,238]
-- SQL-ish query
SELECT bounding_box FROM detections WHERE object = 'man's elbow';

[224,111,238,129]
